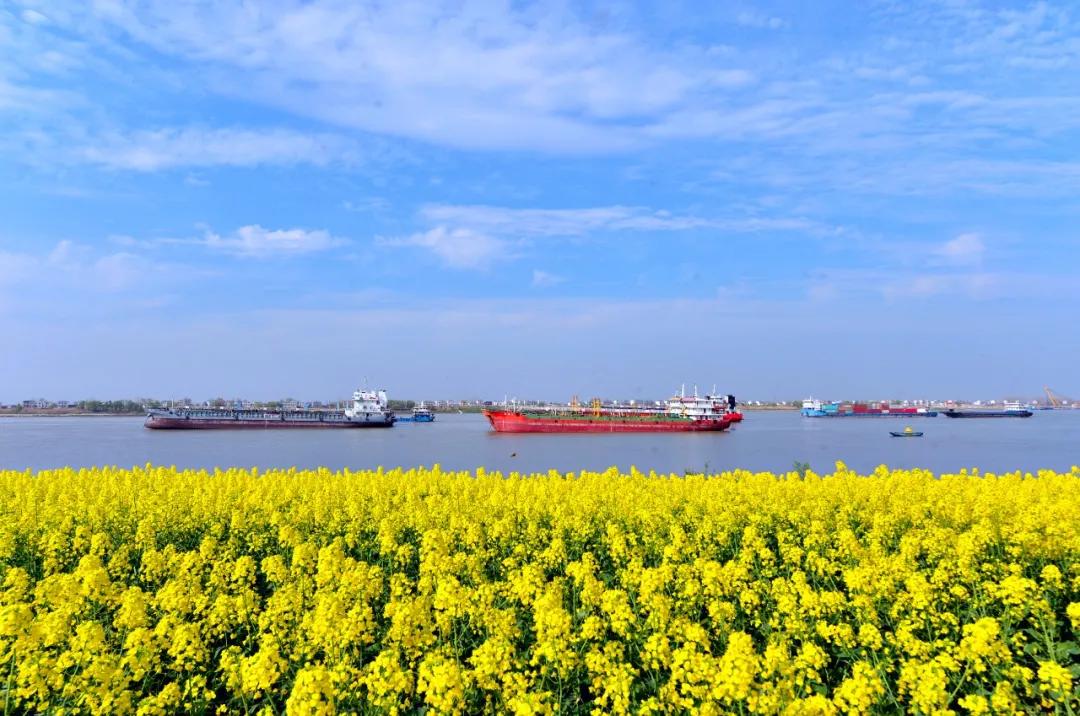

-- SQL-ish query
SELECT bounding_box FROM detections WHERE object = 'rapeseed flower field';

[1,464,1078,714]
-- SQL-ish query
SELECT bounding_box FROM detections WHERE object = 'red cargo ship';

[483,393,741,433]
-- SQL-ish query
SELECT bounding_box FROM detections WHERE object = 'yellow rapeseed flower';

[0,464,1076,713]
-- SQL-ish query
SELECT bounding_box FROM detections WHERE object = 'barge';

[942,402,1033,418]
[145,389,395,429]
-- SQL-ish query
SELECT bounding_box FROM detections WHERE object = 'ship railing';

[512,404,671,417]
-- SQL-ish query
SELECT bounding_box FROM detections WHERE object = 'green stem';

[946,663,970,704]
[869,649,899,709]
[3,652,15,716]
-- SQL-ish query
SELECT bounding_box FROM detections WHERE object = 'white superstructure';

[344,389,393,423]
[665,388,736,420]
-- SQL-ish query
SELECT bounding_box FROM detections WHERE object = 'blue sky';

[2,0,1078,402]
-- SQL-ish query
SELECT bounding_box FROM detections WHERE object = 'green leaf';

[1053,640,1079,660]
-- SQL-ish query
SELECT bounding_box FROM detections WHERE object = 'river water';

[2,411,1077,475]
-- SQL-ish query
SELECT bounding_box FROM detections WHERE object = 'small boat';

[412,403,435,423]
[890,427,923,437]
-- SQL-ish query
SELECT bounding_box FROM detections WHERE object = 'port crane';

[1043,386,1075,407]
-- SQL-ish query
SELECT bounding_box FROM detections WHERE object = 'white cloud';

[384,204,836,271]
[4,0,1080,230]
[91,252,153,291]
[953,2,1077,70]
[421,205,671,236]
[104,225,350,257]
[47,239,82,265]
[705,69,757,88]
[379,227,507,269]
[203,225,347,258]
[47,240,166,291]
[531,270,564,287]
[0,77,74,112]
[7,0,1079,168]
[735,11,787,30]
[77,127,360,170]
[71,1,756,153]
[899,91,986,110]
[935,233,985,266]
[420,204,830,237]
[342,198,390,214]
[807,267,1013,302]
[20,9,50,26]
[0,240,173,294]
[881,272,999,300]
[0,250,37,286]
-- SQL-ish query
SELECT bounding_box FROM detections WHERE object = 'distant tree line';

[77,400,161,414]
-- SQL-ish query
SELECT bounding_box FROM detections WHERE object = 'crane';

[1043,386,1075,408]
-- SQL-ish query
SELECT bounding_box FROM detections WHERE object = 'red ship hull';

[144,416,392,430]
[483,410,732,433]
